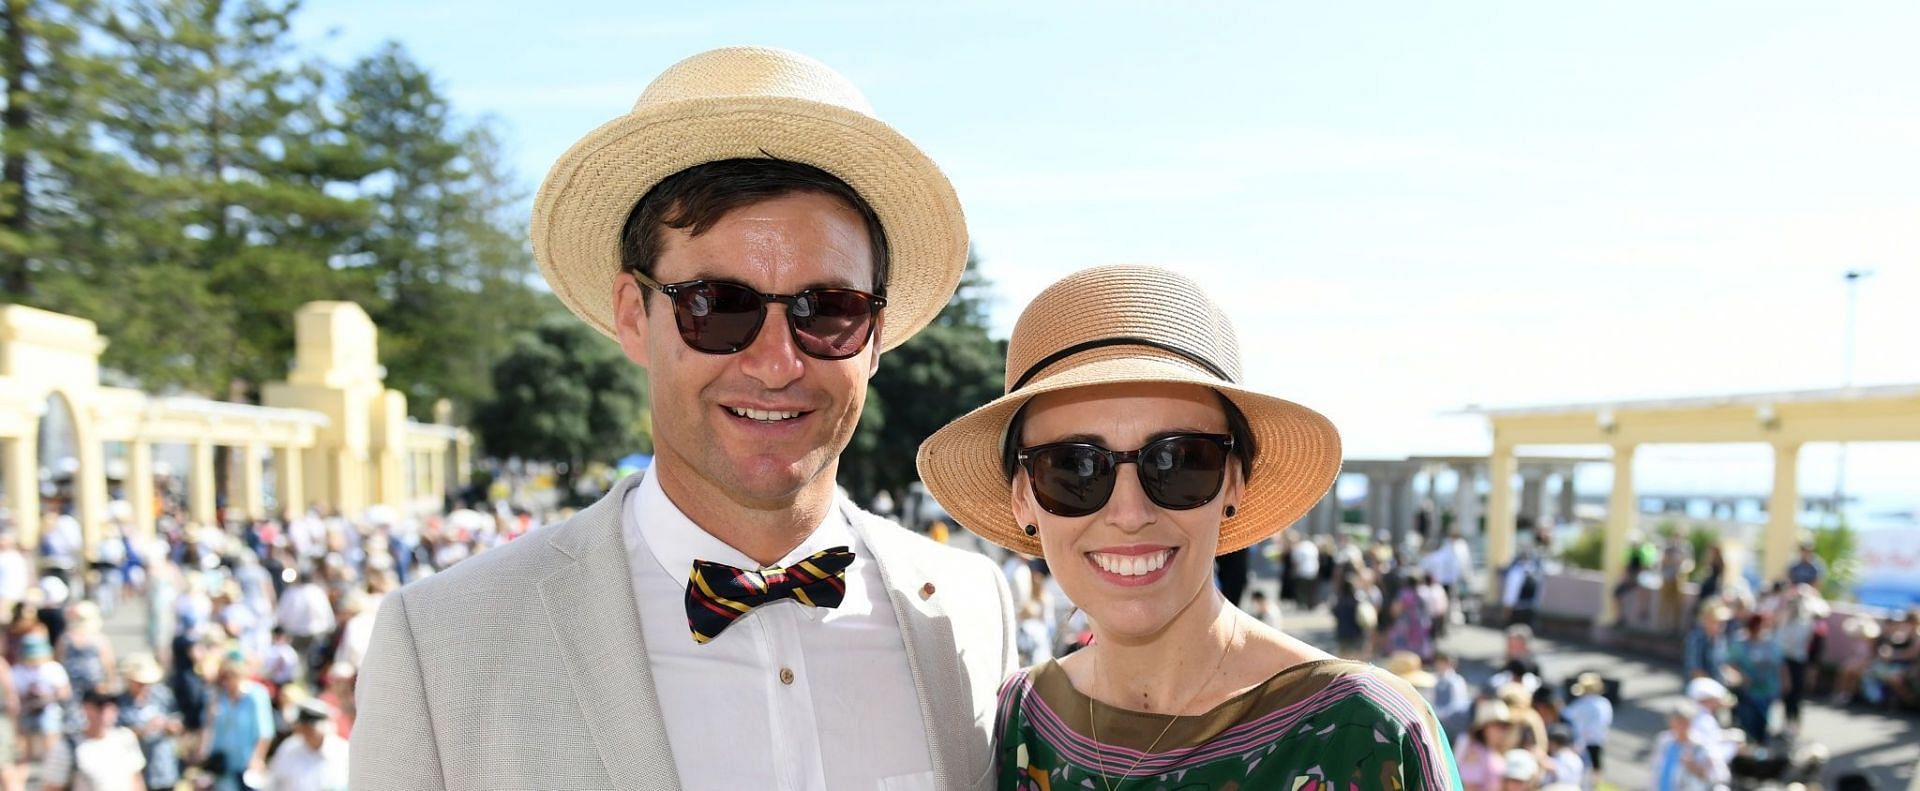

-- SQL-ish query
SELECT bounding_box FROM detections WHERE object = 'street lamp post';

[1834,269,1874,525]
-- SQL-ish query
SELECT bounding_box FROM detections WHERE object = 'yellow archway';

[1475,384,1920,622]
[1,302,473,550]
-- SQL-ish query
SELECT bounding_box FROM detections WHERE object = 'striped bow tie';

[685,546,856,644]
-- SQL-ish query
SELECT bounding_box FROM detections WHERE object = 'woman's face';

[1011,382,1243,642]
[1478,722,1510,746]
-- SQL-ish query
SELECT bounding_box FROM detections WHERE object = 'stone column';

[127,440,156,540]
[1392,474,1417,546]
[189,439,216,527]
[1557,467,1578,526]
[1600,443,1637,624]
[1422,467,1444,547]
[1453,463,1480,538]
[1519,468,1545,527]
[1486,446,1518,597]
[1366,478,1390,538]
[1764,442,1802,584]
[274,446,304,519]
[374,448,403,511]
[73,427,108,555]
[1313,490,1339,535]
[454,436,471,490]
[233,442,265,521]
[4,433,41,546]
[429,447,446,507]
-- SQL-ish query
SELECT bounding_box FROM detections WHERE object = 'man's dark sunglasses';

[1016,433,1235,518]
[632,272,886,360]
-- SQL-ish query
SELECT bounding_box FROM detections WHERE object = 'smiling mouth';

[725,406,809,423]
[1086,548,1176,577]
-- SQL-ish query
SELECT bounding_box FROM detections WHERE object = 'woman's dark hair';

[619,158,890,301]
[1000,389,1258,483]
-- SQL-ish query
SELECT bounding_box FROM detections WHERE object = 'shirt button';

[779,667,795,685]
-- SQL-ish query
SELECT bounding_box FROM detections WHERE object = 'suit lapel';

[849,510,974,789]
[537,474,682,790]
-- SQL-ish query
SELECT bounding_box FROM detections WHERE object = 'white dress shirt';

[268,734,350,791]
[1290,539,1321,579]
[1563,693,1613,750]
[275,583,335,638]
[624,471,934,791]
[1420,544,1459,586]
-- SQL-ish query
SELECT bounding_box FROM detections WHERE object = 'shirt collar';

[628,467,856,592]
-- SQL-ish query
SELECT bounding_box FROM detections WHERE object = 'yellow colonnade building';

[0,301,472,549]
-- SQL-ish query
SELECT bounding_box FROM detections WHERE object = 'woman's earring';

[1023,524,1038,537]
[1225,505,1238,519]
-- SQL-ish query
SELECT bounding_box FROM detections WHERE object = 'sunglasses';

[632,272,886,360]
[1016,433,1234,518]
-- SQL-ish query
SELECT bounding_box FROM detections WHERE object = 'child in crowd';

[1543,724,1585,788]
[1654,699,1729,791]
[1563,672,1612,779]
[1431,651,1474,739]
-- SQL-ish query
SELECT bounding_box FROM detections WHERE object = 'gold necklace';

[1087,613,1242,791]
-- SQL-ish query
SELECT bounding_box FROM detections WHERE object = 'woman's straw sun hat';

[1386,651,1438,689]
[121,653,165,685]
[531,46,967,352]
[917,265,1341,556]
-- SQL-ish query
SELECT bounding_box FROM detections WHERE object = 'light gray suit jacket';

[351,473,1016,790]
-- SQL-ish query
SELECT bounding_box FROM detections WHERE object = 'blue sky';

[295,2,1920,504]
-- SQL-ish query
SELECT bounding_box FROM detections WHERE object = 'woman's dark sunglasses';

[632,272,886,360]
[1016,433,1234,518]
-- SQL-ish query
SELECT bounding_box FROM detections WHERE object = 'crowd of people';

[985,523,1612,791]
[0,497,538,790]
[9,493,1912,790]
[986,519,1915,791]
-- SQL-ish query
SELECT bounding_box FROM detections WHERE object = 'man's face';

[298,720,327,749]
[615,191,881,509]
[84,700,115,731]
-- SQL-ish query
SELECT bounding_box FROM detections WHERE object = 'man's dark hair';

[619,159,890,307]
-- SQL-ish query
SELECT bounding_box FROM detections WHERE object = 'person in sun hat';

[1387,649,1439,701]
[1561,671,1612,778]
[354,47,1012,790]
[117,651,184,791]
[917,265,1458,789]
[267,697,349,791]
[1458,699,1517,791]
[13,630,69,764]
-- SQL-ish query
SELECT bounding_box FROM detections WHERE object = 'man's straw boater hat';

[917,265,1342,556]
[531,47,967,351]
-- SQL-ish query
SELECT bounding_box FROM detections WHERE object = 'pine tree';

[338,42,546,419]
[82,0,372,395]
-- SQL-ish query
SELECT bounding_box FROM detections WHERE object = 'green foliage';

[1,0,548,427]
[840,251,1005,507]
[1686,525,1718,578]
[1653,518,1682,541]
[2,0,135,294]
[472,318,648,483]
[1810,519,1859,601]
[1560,524,1607,571]
[338,44,545,418]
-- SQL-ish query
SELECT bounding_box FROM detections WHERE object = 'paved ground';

[1265,598,1920,790]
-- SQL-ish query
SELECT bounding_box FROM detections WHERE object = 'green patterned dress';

[993,658,1462,790]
